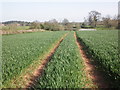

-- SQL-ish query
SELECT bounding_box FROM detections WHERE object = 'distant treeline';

[2,21,31,26]
[82,11,119,29]
[1,10,120,31]
[2,19,81,31]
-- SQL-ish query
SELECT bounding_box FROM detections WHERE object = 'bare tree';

[62,18,69,25]
[102,15,119,29]
[30,21,41,29]
[8,23,17,30]
[84,17,88,25]
[111,15,119,29]
[43,19,64,31]
[89,11,101,27]
[62,19,70,30]
[49,19,58,23]
[102,15,111,28]
[88,15,93,26]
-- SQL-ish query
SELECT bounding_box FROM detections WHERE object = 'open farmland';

[1,30,119,88]
[2,31,67,87]
[76,30,120,87]
[1,0,119,88]
[30,32,94,88]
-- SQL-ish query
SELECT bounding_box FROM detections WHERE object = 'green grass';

[76,30,120,87]
[30,32,94,88]
[2,31,66,87]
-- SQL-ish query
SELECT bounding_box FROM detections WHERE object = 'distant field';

[2,30,119,88]
[0,26,30,30]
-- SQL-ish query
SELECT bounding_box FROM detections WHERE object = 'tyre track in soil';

[23,33,68,88]
[74,32,109,88]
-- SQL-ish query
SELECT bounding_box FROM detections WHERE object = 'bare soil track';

[24,33,68,88]
[74,32,109,88]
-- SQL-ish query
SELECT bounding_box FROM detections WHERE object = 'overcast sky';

[1,0,119,22]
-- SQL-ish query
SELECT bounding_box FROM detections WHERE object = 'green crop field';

[1,30,119,88]
[30,32,93,88]
[2,31,66,87]
[76,30,120,87]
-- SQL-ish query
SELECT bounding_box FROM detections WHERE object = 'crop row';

[2,31,66,87]
[76,30,120,87]
[30,32,93,88]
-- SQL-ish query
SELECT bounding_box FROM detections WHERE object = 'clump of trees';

[3,10,119,31]
[88,11,101,27]
[61,19,80,31]
[29,21,41,29]
[82,10,119,29]
[82,10,101,28]
[7,24,17,30]
[102,15,118,29]
[29,19,80,31]
[1,23,18,31]
[42,19,64,31]
[28,19,65,31]
[2,19,81,31]
[61,19,81,31]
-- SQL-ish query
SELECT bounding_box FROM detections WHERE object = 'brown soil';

[24,33,68,88]
[74,32,109,88]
